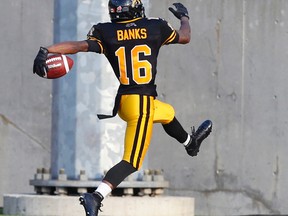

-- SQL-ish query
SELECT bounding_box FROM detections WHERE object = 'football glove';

[169,3,189,20]
[33,47,49,77]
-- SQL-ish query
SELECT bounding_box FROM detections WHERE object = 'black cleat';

[79,192,103,216]
[185,120,212,157]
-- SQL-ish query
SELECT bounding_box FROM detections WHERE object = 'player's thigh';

[153,99,175,124]
[118,94,153,121]
[118,95,154,169]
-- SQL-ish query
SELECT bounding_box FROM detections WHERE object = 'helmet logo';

[116,6,123,13]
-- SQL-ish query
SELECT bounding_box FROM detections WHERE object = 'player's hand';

[33,47,49,77]
[169,3,189,20]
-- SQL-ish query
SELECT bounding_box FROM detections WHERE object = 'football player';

[33,1,212,215]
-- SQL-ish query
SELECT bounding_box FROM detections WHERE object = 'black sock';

[162,117,188,143]
[103,160,137,188]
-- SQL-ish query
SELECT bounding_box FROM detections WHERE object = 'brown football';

[45,54,74,79]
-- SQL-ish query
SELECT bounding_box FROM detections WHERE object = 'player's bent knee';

[123,158,142,171]
[154,100,175,124]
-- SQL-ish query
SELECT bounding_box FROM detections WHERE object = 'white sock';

[182,134,191,146]
[95,182,112,199]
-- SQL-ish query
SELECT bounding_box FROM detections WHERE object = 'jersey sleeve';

[159,18,179,45]
[86,24,105,53]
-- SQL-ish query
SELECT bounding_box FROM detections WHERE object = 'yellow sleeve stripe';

[162,30,177,45]
[97,41,104,53]
[87,36,104,53]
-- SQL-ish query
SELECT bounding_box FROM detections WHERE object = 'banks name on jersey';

[117,28,147,41]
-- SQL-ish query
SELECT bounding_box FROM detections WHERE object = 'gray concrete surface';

[149,0,288,215]
[3,194,194,216]
[0,0,54,207]
[1,0,288,215]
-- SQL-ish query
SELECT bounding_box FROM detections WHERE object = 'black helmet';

[108,0,145,22]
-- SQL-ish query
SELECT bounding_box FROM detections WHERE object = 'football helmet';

[108,0,145,22]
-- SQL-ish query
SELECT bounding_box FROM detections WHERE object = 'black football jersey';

[87,17,179,96]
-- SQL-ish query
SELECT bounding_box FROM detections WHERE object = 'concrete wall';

[1,0,288,215]
[0,0,54,207]
[149,0,288,215]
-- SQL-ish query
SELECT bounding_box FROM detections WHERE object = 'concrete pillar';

[51,0,78,179]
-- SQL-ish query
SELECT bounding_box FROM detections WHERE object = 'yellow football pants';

[118,94,175,170]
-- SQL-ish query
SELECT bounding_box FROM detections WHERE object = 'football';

[45,54,74,79]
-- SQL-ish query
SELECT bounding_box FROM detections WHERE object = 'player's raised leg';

[154,100,212,156]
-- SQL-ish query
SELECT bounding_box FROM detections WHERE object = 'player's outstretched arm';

[169,3,191,44]
[47,40,89,54]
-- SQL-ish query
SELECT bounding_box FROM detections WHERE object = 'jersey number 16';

[115,44,152,85]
